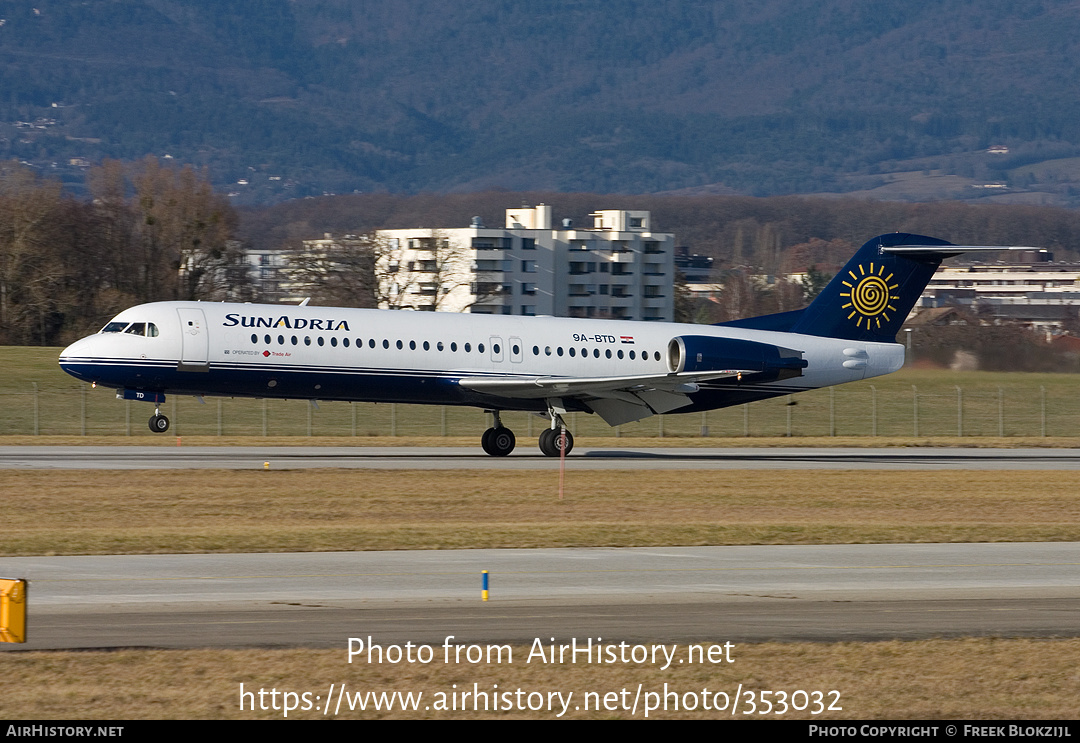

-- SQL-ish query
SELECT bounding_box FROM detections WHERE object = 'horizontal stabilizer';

[881,245,1046,258]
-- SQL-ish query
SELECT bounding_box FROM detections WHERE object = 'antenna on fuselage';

[298,297,311,306]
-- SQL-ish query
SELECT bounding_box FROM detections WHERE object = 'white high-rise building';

[375,205,675,320]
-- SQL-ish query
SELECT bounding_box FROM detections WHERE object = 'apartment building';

[917,252,1080,330]
[374,205,675,320]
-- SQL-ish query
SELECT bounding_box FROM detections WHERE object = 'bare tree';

[375,229,490,311]
[0,163,69,344]
[286,232,378,307]
[130,157,239,301]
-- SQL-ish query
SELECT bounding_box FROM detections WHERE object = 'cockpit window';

[103,321,158,336]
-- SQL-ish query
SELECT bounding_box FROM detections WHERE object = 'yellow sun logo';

[840,263,900,329]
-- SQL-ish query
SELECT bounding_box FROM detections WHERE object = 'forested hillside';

[4,1,1080,203]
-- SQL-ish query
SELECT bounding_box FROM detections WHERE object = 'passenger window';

[409,340,416,350]
[451,342,458,352]
[557,347,563,356]
[383,339,389,349]
[423,341,430,351]
[396,340,403,349]
[318,337,325,346]
[465,343,472,353]
[343,338,350,348]
[478,343,485,353]
[569,348,576,357]
[291,336,298,345]
[305,336,311,346]
[264,334,271,344]
[278,335,284,345]
[251,334,258,344]
[331,337,338,347]
[437,342,444,351]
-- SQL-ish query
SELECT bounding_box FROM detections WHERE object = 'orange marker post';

[0,578,27,643]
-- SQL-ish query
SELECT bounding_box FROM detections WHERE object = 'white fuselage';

[59,301,904,418]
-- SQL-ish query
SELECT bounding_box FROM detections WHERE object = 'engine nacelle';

[666,335,808,381]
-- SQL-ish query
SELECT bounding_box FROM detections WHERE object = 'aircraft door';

[489,336,504,363]
[177,307,209,369]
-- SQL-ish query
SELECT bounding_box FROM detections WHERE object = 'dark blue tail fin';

[790,233,952,342]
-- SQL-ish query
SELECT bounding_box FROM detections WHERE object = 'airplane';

[58,233,1038,456]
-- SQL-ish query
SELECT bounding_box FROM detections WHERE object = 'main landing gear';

[148,406,170,433]
[478,408,574,457]
[539,401,573,457]
[538,426,573,457]
[481,410,516,456]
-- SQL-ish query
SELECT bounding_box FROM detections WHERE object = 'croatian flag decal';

[620,336,635,344]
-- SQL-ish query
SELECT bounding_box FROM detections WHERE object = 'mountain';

[4,0,1080,204]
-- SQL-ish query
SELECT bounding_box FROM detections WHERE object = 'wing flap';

[459,370,750,425]
[458,370,745,399]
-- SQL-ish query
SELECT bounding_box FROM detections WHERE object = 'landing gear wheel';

[538,428,573,457]
[481,426,516,456]
[148,414,170,433]
[538,428,554,456]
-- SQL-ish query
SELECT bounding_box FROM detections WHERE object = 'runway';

[2,445,1080,470]
[3,543,1078,650]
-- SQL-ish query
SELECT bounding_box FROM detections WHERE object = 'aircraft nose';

[60,335,95,361]
[58,335,101,383]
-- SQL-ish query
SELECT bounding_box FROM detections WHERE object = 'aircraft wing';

[458,369,748,426]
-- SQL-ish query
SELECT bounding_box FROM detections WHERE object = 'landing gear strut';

[538,403,573,457]
[481,410,515,456]
[148,406,170,433]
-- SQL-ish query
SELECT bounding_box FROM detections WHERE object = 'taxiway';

[3,543,1077,650]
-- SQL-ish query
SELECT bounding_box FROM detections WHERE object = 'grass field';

[6,346,1080,439]
[3,639,1077,719]
[2,468,1078,555]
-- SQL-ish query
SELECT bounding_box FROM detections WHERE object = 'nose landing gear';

[148,406,170,433]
